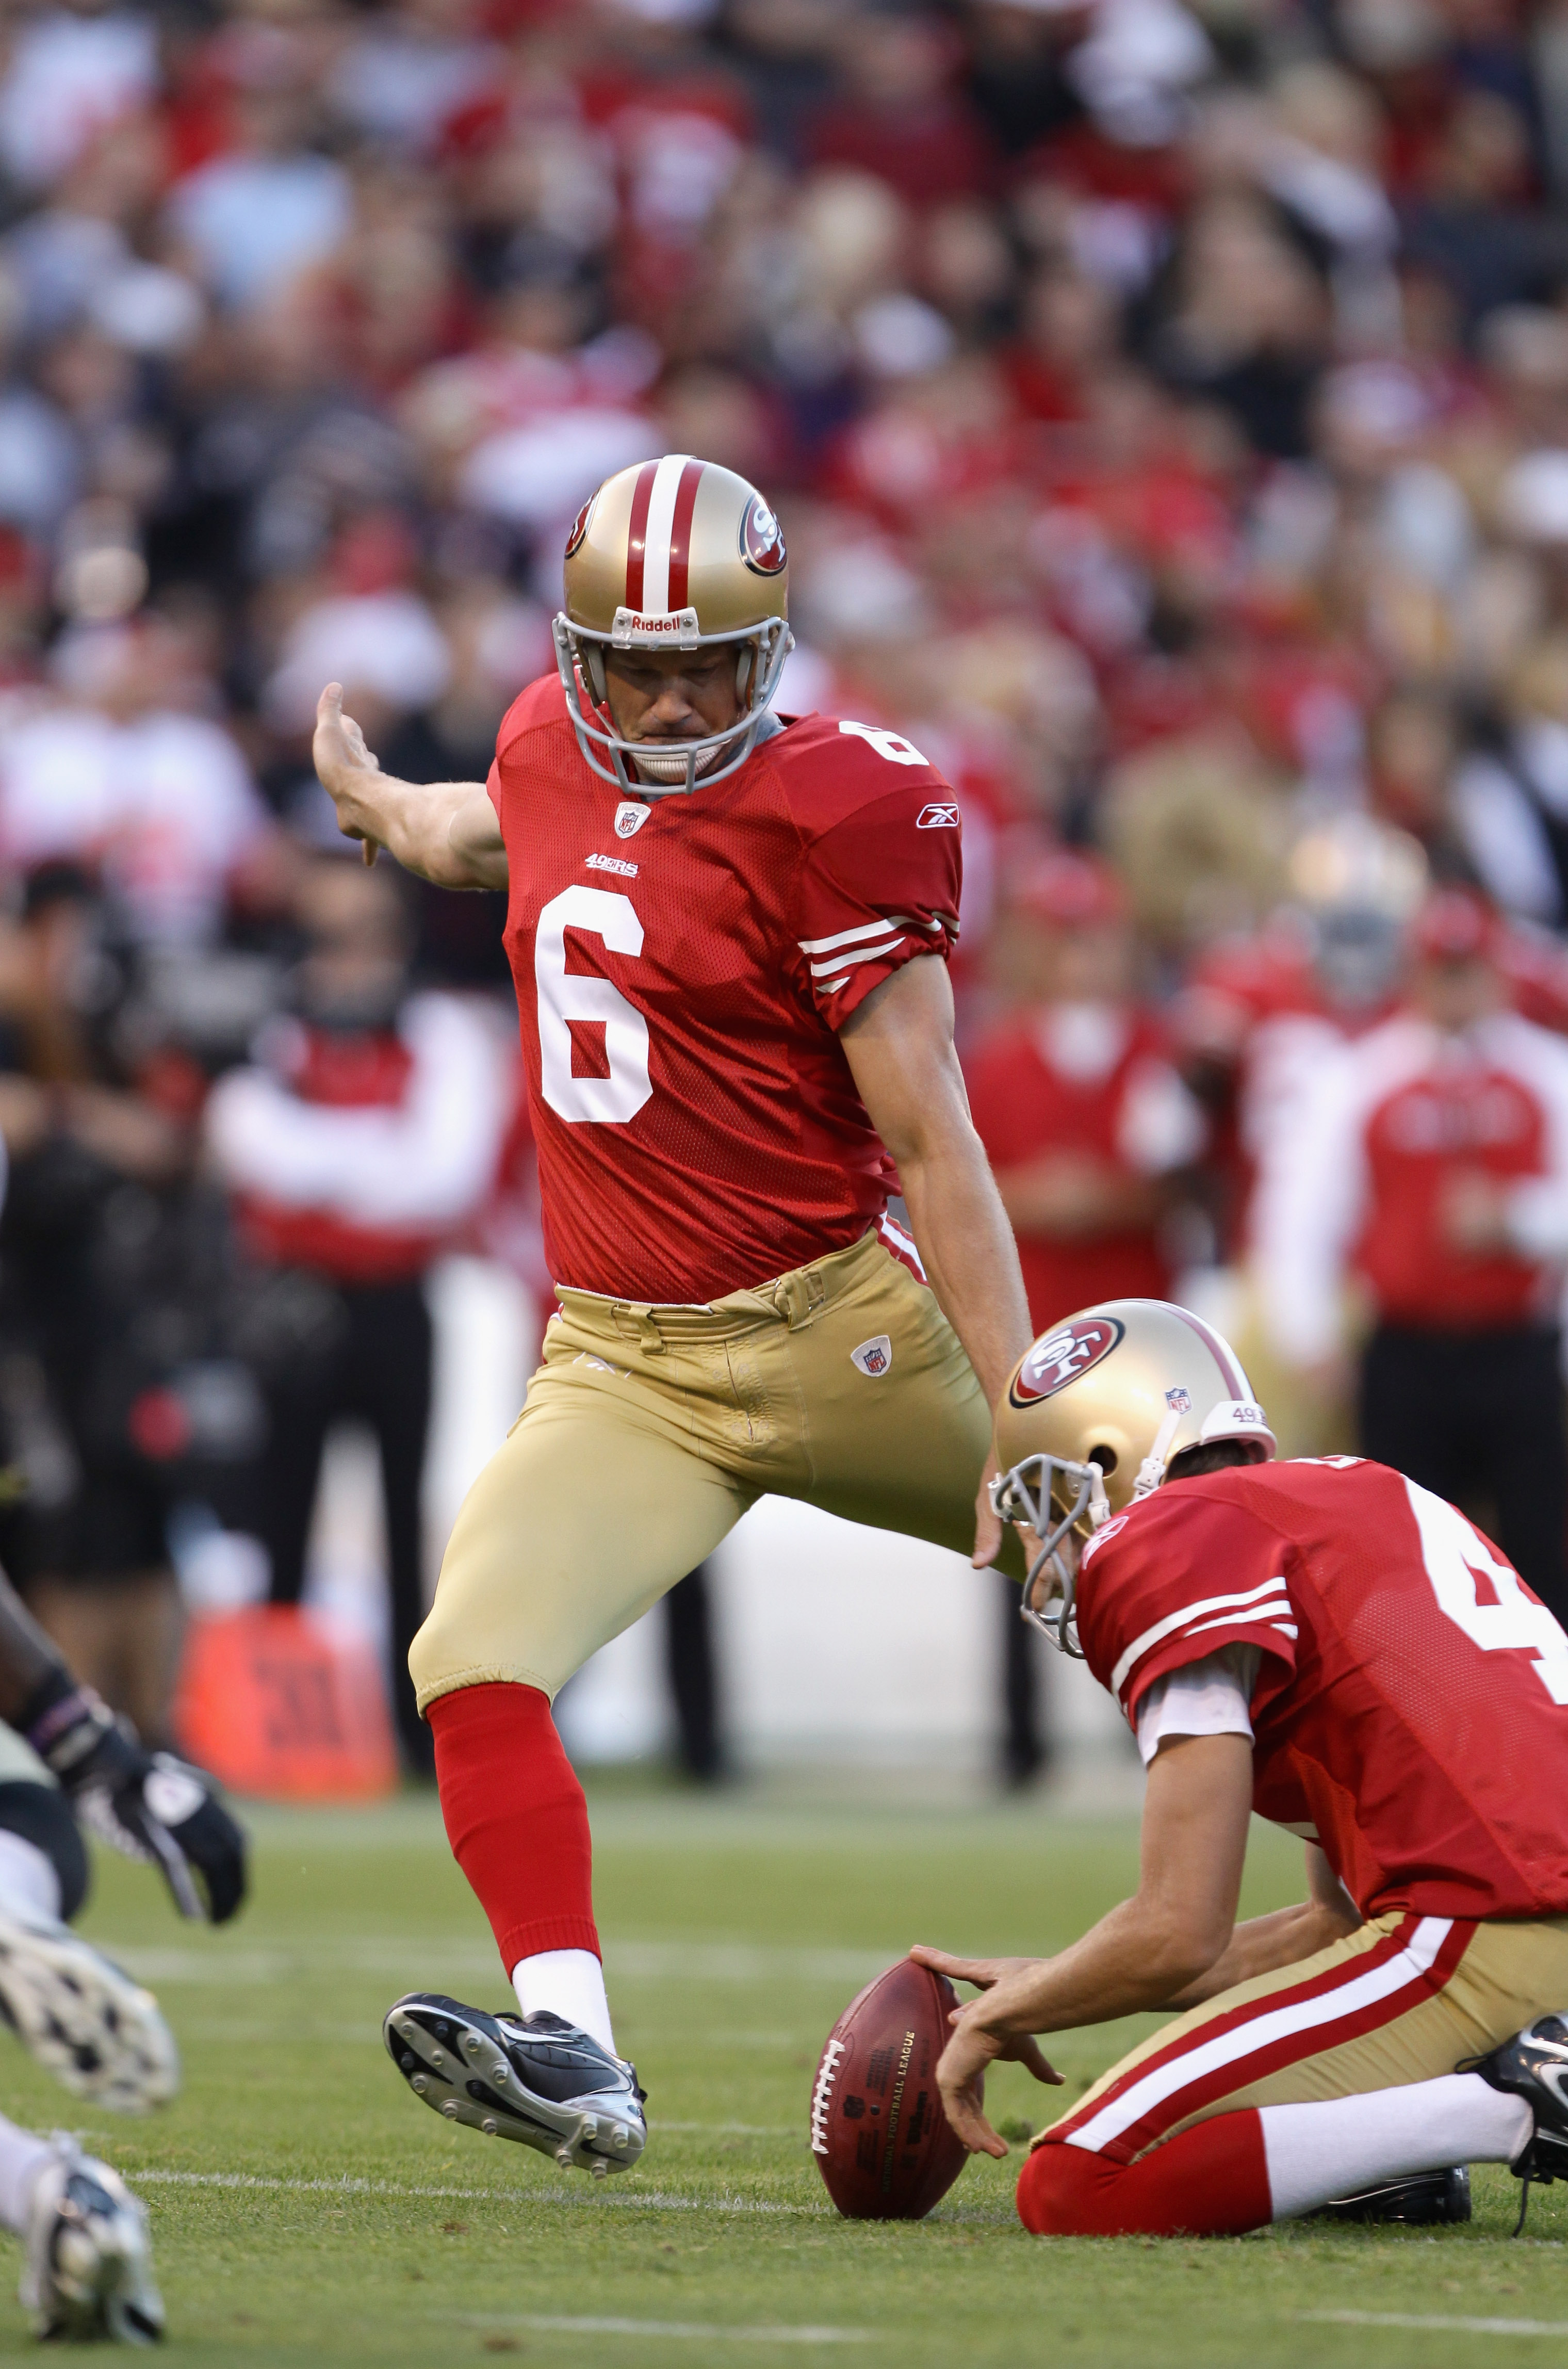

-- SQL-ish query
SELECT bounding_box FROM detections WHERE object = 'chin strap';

[1132,1408,1183,1500]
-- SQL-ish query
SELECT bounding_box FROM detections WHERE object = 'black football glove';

[23,1674,248,1925]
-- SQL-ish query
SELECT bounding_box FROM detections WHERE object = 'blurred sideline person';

[920,1300,1568,2240]
[0,865,194,1744]
[205,849,507,1775]
[0,1552,246,2339]
[1176,817,1427,1455]
[1258,888,1568,1626]
[966,850,1204,1784]
[312,455,1035,2182]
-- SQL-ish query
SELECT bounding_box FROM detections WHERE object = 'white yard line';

[1304,2313,1568,2338]
[457,2315,875,2344]
[130,2169,831,2217]
[109,1940,890,1987]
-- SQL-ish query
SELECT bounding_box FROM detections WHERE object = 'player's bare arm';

[313,684,507,889]
[911,1730,1254,2155]
[1159,1839,1362,2010]
[840,954,1036,1565]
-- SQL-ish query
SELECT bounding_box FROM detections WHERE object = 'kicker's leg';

[408,1355,748,2053]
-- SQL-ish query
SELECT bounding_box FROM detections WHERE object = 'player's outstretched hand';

[30,1684,248,1924]
[90,1751,249,1925]
[314,683,384,861]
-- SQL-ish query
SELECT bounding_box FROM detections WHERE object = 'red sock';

[427,1683,600,1971]
[1017,2112,1272,2236]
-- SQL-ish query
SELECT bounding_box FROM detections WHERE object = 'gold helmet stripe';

[623,452,705,617]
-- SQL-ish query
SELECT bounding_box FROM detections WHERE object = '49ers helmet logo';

[564,495,595,559]
[740,494,787,577]
[1010,1317,1125,1406]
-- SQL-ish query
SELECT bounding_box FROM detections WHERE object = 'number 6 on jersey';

[535,885,652,1124]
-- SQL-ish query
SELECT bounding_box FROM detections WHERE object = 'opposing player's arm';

[0,1562,73,1726]
[911,1732,1254,2154]
[0,1563,249,1925]
[313,685,508,890]
[839,954,1035,1563]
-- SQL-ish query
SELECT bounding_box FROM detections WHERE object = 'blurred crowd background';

[7,0,1568,1789]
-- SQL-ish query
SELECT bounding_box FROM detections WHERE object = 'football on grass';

[810,1959,969,2220]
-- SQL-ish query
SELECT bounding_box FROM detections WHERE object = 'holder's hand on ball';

[909,1946,1063,2157]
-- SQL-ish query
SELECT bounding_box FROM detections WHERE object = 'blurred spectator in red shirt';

[1258,888,1568,1622]
[967,849,1204,1328]
[964,847,1203,1786]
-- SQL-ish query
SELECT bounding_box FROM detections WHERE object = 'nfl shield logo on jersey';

[851,1335,893,1378]
[614,801,651,839]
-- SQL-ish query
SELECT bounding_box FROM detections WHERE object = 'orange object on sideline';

[171,1606,398,1801]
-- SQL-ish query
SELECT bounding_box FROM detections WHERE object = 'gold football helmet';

[553,453,793,794]
[992,1298,1277,1655]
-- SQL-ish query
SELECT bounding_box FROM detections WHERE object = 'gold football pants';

[410,1226,1018,1711]
[1038,1908,1568,2161]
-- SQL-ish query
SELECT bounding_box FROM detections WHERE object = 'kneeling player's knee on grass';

[1017,2117,1272,2238]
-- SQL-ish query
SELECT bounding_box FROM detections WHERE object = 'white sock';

[1261,2072,1532,2219]
[0,2116,55,2235]
[511,1949,615,2056]
[0,1829,61,1924]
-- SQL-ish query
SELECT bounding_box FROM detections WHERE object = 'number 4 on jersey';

[1408,1478,1568,1704]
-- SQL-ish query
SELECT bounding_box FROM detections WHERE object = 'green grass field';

[3,1780,1566,2365]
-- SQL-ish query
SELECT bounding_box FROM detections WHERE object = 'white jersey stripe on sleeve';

[638,453,690,616]
[1064,1918,1452,2156]
[1108,1578,1289,1699]
[1178,1609,1297,1646]
[798,916,909,956]
[810,939,907,981]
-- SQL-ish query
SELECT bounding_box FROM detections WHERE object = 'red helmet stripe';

[665,458,705,611]
[1168,1304,1248,1398]
[624,459,659,613]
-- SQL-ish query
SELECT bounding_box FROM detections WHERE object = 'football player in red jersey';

[916,1299,1568,2236]
[309,453,1036,2176]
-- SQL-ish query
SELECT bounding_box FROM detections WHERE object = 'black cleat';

[1461,2014,1568,2231]
[383,1994,646,2176]
[1311,2166,1472,2225]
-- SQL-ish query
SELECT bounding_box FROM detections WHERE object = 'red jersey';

[965,1003,1203,1326]
[1257,1010,1568,1356]
[1177,924,1393,1252]
[488,674,961,1302]
[1077,1455,1568,1921]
